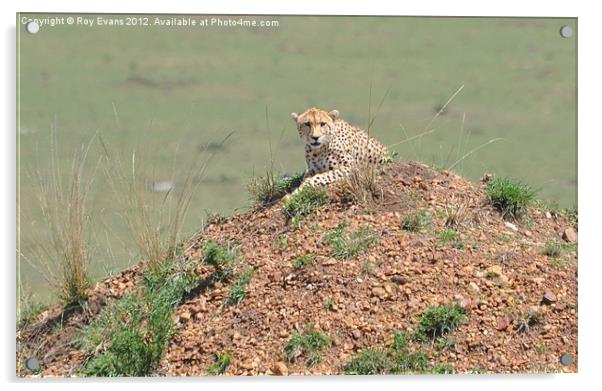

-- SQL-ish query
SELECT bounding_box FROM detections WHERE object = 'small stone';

[427,252,441,264]
[352,329,362,340]
[496,317,511,331]
[498,275,509,286]
[542,324,553,334]
[468,282,480,295]
[457,297,472,312]
[504,222,518,231]
[371,287,387,299]
[542,291,557,305]
[271,271,282,282]
[384,284,394,294]
[545,211,552,219]
[179,311,191,322]
[272,362,288,376]
[487,265,503,277]
[529,305,542,317]
[390,275,408,285]
[413,175,423,183]
[562,228,577,243]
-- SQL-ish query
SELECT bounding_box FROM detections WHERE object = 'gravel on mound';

[18,161,578,377]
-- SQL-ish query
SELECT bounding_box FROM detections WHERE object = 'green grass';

[343,331,450,375]
[273,234,289,251]
[17,290,46,330]
[291,254,316,269]
[414,304,465,342]
[284,325,330,368]
[437,230,464,249]
[542,240,563,257]
[543,240,577,268]
[435,336,456,352]
[202,241,239,281]
[550,257,570,269]
[486,176,537,220]
[431,364,454,374]
[79,259,198,377]
[324,297,334,311]
[344,348,393,375]
[325,223,378,260]
[207,351,233,375]
[401,209,432,232]
[361,260,375,275]
[248,171,305,206]
[201,241,251,305]
[282,185,328,224]
[383,150,399,163]
[226,268,254,306]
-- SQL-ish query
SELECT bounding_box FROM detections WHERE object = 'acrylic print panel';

[16,13,577,376]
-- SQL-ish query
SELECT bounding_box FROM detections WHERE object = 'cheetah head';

[290,107,339,149]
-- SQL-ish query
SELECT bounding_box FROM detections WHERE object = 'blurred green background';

[17,14,577,302]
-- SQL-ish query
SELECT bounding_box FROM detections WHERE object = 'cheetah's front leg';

[296,167,350,192]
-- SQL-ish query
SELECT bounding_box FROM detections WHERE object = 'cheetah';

[290,107,388,191]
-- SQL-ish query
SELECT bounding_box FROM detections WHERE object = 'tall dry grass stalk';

[99,135,225,273]
[26,128,94,305]
[443,193,471,230]
[337,162,384,209]
[335,83,390,208]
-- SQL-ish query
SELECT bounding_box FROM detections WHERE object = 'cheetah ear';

[290,112,299,121]
[328,110,339,120]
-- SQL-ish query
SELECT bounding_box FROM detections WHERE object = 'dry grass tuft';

[99,136,217,273]
[336,162,384,209]
[443,194,471,230]
[24,129,94,306]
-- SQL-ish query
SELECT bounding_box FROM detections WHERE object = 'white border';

[3,1,600,390]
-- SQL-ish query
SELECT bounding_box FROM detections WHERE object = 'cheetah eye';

[320,122,326,127]
[304,122,311,127]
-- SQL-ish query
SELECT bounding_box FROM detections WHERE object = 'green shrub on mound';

[282,185,328,224]
[80,260,198,377]
[486,176,536,220]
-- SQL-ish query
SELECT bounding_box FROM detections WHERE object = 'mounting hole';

[559,353,573,366]
[559,25,573,38]
[25,21,40,34]
[25,357,40,371]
